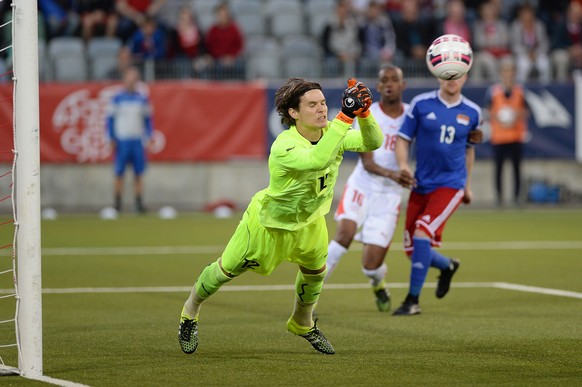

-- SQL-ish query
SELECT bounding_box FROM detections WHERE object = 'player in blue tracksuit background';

[106,66,153,214]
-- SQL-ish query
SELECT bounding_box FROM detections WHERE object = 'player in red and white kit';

[325,65,410,312]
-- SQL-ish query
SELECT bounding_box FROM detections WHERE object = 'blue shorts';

[114,140,147,176]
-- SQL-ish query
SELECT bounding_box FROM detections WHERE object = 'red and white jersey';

[348,102,409,193]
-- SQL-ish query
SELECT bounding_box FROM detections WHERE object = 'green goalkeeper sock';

[289,269,326,329]
[183,260,233,320]
[295,269,326,304]
[196,260,233,298]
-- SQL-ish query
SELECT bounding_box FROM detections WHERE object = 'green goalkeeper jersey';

[254,115,383,231]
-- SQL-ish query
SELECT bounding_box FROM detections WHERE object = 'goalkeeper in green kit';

[178,78,383,355]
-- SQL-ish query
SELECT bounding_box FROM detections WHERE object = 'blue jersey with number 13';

[398,90,482,194]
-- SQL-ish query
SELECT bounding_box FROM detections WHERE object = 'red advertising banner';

[0,80,267,163]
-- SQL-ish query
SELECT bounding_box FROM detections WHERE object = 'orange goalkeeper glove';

[340,78,373,119]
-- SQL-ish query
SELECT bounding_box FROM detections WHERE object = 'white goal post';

[13,0,42,378]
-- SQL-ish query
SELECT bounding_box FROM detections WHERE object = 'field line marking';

[38,240,582,256]
[0,282,496,295]
[493,282,582,299]
[25,375,90,387]
[1,366,89,386]
[0,282,580,299]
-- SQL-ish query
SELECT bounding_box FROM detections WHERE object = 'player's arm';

[342,79,383,152]
[144,98,154,140]
[394,101,419,189]
[360,152,400,182]
[395,136,416,188]
[469,101,485,144]
[272,117,352,172]
[468,129,483,144]
[106,116,116,142]
[463,146,475,204]
[355,114,383,151]
[105,100,117,144]
[342,116,383,152]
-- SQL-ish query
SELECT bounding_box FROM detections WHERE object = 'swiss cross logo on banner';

[52,84,165,163]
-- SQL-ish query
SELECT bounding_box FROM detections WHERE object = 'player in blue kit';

[393,73,483,315]
[106,66,153,214]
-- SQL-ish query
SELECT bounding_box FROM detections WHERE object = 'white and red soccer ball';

[426,34,473,80]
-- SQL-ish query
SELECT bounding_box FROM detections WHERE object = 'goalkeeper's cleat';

[287,317,335,355]
[373,285,391,312]
[436,258,460,299]
[392,295,421,316]
[178,316,198,354]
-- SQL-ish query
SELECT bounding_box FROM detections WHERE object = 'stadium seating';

[48,37,88,82]
[87,37,122,80]
[38,40,47,81]
[192,0,222,32]
[158,0,192,29]
[235,13,267,37]
[245,35,281,80]
[270,12,305,39]
[264,0,303,16]
[306,0,336,13]
[307,13,332,39]
[192,0,222,15]
[230,0,263,16]
[281,35,321,78]
[24,0,575,82]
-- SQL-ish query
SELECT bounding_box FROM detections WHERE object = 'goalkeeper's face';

[294,89,328,130]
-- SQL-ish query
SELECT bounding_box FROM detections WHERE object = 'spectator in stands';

[128,15,166,60]
[550,1,582,82]
[385,0,404,20]
[322,0,363,78]
[392,0,435,63]
[108,45,136,80]
[77,0,118,42]
[483,57,529,207]
[464,0,489,24]
[496,0,525,22]
[471,1,511,82]
[386,0,436,21]
[115,0,168,42]
[437,0,471,43]
[39,0,80,40]
[510,3,551,84]
[537,0,570,34]
[360,1,397,64]
[203,2,244,79]
[106,66,153,214]
[352,0,388,17]
[169,6,205,79]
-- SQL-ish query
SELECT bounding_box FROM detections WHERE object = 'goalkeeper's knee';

[195,260,232,300]
[295,269,327,304]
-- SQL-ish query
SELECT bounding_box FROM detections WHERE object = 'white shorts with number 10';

[334,182,402,248]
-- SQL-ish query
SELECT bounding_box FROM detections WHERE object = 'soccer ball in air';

[426,34,473,80]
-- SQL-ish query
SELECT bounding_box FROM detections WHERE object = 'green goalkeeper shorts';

[220,201,329,276]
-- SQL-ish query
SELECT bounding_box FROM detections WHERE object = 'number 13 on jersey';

[440,125,456,144]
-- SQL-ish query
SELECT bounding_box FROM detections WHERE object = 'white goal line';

[0,282,580,299]
[38,240,582,256]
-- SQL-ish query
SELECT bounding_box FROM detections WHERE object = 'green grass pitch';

[1,207,581,386]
